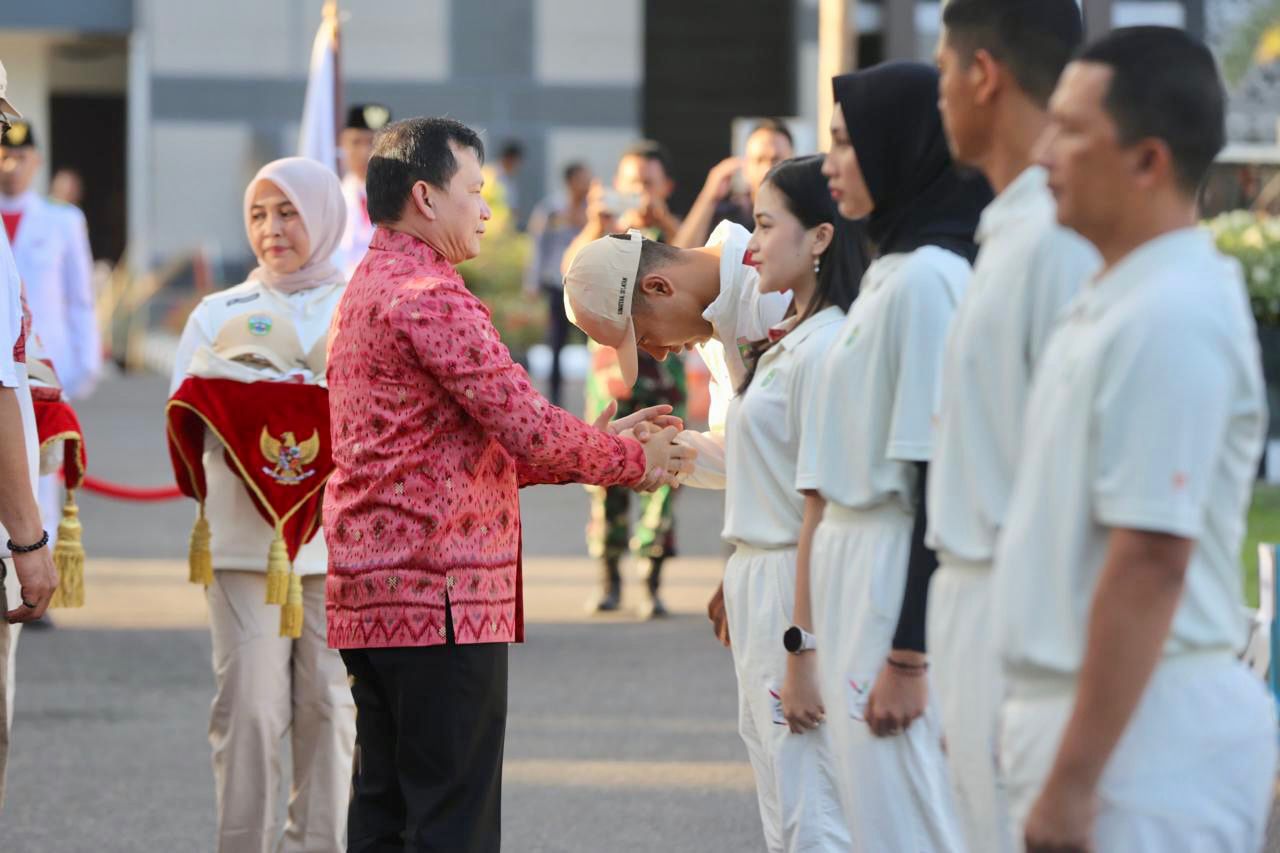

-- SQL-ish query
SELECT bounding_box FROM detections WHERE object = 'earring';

[813,256,822,274]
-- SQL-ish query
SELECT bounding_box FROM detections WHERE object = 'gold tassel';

[50,489,85,608]
[279,570,303,639]
[265,531,289,605]
[188,504,214,586]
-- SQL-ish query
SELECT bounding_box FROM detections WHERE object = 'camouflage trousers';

[585,483,677,562]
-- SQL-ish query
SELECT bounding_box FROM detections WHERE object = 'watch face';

[783,626,801,653]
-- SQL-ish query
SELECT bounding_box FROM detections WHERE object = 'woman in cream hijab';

[169,156,355,853]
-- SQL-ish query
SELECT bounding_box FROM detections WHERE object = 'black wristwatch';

[783,625,817,655]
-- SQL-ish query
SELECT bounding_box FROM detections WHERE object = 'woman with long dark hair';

[788,63,991,850]
[721,154,865,851]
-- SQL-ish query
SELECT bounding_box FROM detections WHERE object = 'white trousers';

[926,562,1013,853]
[208,570,356,853]
[38,473,60,543]
[810,503,965,853]
[1002,654,1276,852]
[724,545,852,852]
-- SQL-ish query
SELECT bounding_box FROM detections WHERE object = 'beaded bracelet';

[886,657,928,675]
[6,530,48,554]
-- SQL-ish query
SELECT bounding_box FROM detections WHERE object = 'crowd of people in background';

[0,2,1276,852]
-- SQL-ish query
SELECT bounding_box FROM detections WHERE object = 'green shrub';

[1206,211,1280,327]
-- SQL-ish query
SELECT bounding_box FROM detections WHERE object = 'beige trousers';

[208,570,355,853]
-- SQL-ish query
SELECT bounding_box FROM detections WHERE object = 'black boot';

[639,557,668,620]
[590,558,622,613]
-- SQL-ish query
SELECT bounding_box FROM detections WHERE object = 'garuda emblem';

[260,427,320,485]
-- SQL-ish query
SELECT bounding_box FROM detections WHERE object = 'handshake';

[593,402,697,492]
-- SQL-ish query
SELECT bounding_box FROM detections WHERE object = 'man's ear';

[412,180,437,222]
[638,272,675,298]
[1131,138,1174,192]
[971,48,1003,106]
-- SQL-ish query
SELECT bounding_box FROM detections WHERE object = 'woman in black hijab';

[783,62,988,851]
[826,62,990,260]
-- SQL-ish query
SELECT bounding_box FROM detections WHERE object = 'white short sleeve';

[0,242,21,389]
[1092,321,1232,538]
[170,305,213,395]
[886,264,955,461]
[1027,231,1098,366]
[790,340,825,492]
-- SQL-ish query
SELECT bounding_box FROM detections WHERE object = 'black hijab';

[832,62,992,263]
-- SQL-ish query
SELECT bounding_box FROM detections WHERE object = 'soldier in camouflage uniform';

[584,341,686,618]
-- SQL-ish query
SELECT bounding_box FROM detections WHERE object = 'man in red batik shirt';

[324,117,692,852]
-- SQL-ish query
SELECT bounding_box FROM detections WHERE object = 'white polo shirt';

[0,230,38,560]
[171,278,345,576]
[676,220,790,489]
[723,306,845,548]
[927,167,1099,565]
[0,233,20,391]
[994,228,1266,677]
[796,246,970,511]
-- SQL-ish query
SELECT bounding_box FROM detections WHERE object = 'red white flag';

[297,0,342,173]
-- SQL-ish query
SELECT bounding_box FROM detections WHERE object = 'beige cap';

[26,356,60,391]
[0,60,21,119]
[563,229,644,387]
[213,312,305,375]
[304,333,329,378]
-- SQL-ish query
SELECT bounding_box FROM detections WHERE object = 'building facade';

[0,0,1258,275]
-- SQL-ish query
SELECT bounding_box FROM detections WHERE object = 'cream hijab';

[243,156,347,294]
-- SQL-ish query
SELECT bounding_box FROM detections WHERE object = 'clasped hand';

[593,402,696,492]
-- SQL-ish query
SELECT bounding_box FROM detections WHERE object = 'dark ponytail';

[738,155,870,394]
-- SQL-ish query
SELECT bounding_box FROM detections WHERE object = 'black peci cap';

[1,119,35,148]
[345,103,392,132]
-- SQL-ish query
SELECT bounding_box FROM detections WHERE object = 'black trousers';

[341,613,509,853]
[541,283,570,407]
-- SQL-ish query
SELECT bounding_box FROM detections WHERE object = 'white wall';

[342,0,450,82]
[148,0,450,82]
[543,126,640,197]
[0,32,54,192]
[534,0,643,85]
[48,41,128,94]
[149,121,255,260]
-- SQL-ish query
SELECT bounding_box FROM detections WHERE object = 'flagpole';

[328,0,343,175]
[297,0,341,170]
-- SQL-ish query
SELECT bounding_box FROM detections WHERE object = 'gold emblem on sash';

[260,428,320,485]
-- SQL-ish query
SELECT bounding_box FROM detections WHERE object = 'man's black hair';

[748,118,794,148]
[1078,26,1225,194]
[366,117,485,224]
[621,139,674,179]
[942,0,1084,107]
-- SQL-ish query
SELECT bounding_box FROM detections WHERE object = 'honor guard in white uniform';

[994,28,1277,852]
[928,3,1098,850]
[335,103,391,279]
[0,119,100,547]
[171,158,355,852]
[799,64,990,850]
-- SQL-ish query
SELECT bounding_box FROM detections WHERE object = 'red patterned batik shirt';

[324,228,646,649]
